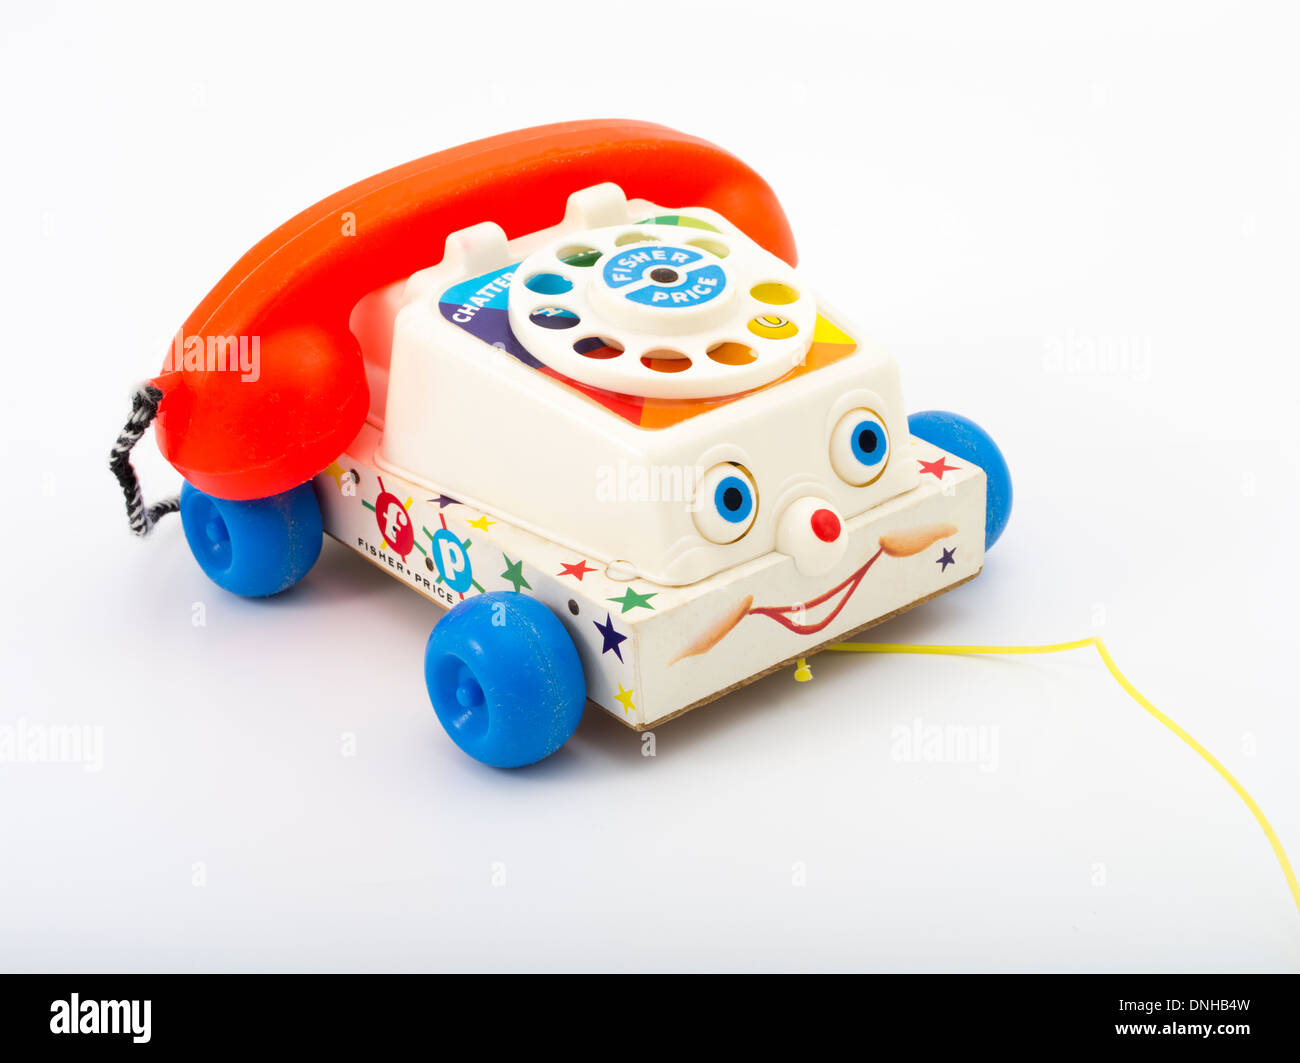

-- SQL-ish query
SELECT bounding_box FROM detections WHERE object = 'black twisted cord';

[110,384,179,536]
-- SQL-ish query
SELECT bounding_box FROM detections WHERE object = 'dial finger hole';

[747,314,799,339]
[686,238,730,258]
[573,336,624,360]
[614,231,662,246]
[706,341,756,365]
[529,307,580,329]
[524,272,573,295]
[556,245,602,267]
[641,350,692,373]
[750,282,799,305]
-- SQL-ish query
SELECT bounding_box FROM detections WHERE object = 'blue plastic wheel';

[180,481,323,597]
[425,592,586,768]
[908,410,1012,550]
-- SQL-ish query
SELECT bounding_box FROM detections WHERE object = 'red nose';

[810,508,841,543]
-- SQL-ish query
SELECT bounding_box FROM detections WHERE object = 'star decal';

[614,683,636,716]
[431,494,458,508]
[500,554,530,593]
[467,514,496,532]
[608,587,657,614]
[936,546,957,571]
[918,455,959,480]
[559,559,596,581]
[594,612,627,661]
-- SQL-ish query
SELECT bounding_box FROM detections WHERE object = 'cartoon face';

[628,353,916,584]
[691,406,892,572]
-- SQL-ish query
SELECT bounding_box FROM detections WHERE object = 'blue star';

[431,494,458,508]
[937,547,957,572]
[594,612,627,662]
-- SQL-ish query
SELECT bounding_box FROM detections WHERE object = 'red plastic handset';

[152,119,797,500]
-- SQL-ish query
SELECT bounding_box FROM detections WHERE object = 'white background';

[2,0,1298,971]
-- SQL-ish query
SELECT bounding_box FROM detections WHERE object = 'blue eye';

[850,419,886,466]
[694,463,759,543]
[831,408,891,485]
[714,475,754,524]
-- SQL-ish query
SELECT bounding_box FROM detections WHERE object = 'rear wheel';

[180,481,323,596]
[908,411,1012,550]
[425,592,586,768]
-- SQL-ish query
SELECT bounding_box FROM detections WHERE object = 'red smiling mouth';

[747,547,885,635]
[669,523,960,665]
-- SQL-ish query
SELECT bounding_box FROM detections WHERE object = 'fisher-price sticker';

[430,528,474,593]
[600,245,728,308]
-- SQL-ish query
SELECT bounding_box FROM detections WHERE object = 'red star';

[558,559,596,580]
[918,455,959,480]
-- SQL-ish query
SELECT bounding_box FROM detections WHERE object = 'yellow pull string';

[826,636,1300,915]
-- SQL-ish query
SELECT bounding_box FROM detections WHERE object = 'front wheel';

[425,592,586,768]
[908,410,1012,550]
[180,481,323,596]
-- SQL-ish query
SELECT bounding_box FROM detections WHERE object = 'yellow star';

[467,514,496,532]
[614,683,636,716]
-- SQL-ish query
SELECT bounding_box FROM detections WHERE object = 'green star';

[608,587,657,614]
[500,554,531,593]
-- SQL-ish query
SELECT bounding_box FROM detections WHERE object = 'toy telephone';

[110,118,1012,768]
[146,120,797,502]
